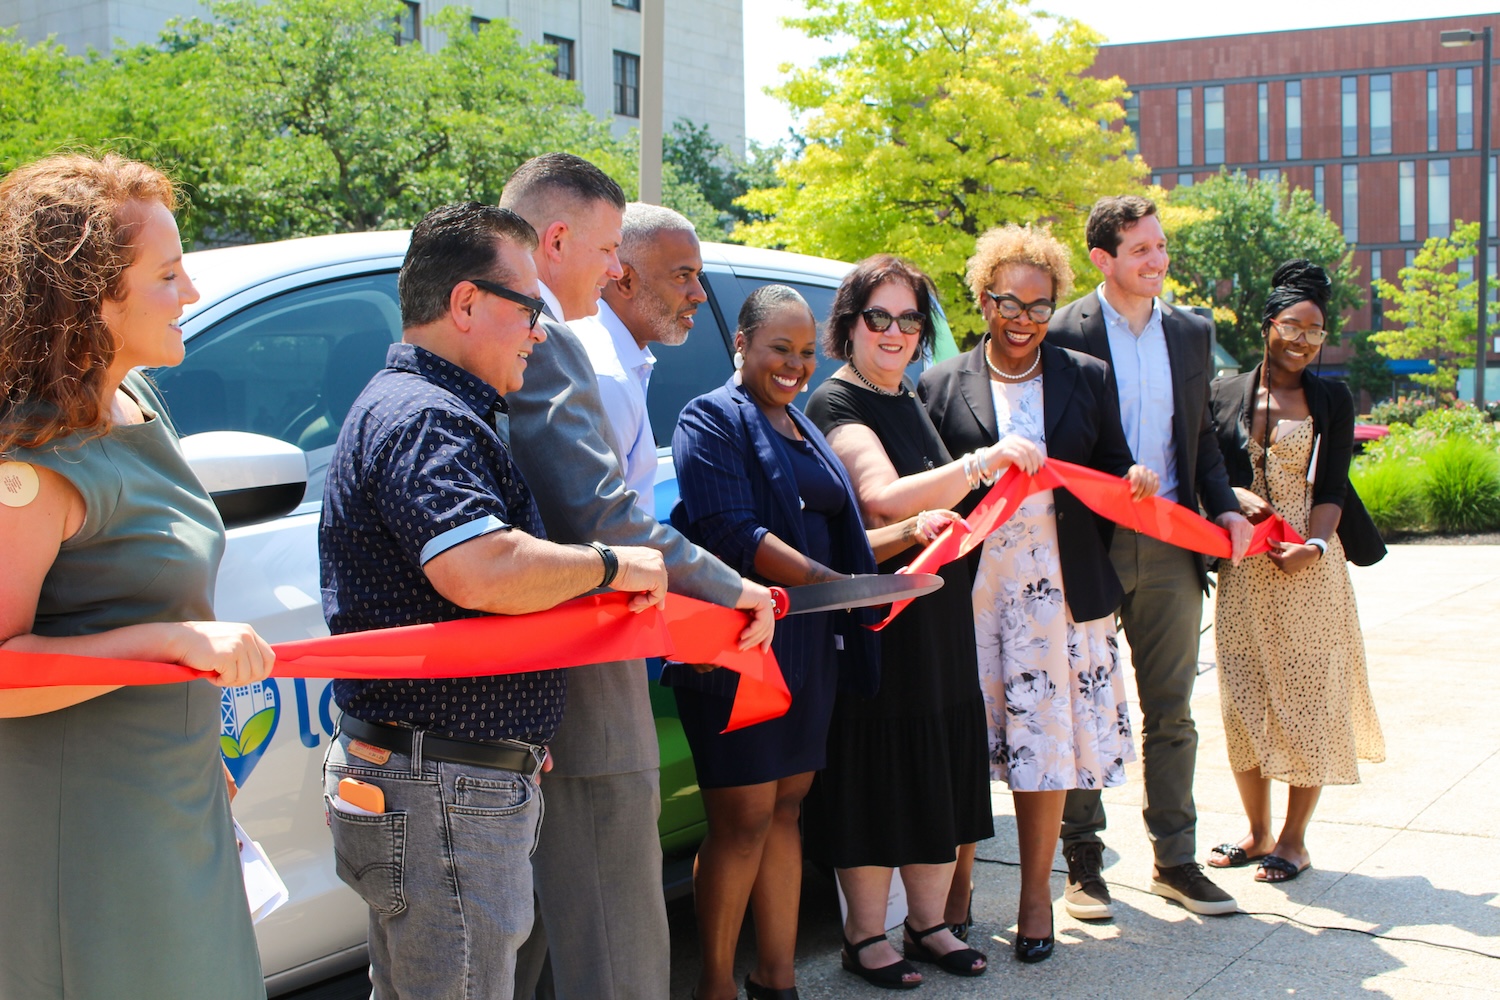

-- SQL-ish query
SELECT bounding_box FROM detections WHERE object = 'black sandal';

[1208,842,1268,868]
[841,931,922,990]
[903,919,988,977]
[744,974,799,999]
[950,885,975,942]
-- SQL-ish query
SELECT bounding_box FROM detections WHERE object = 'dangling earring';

[732,350,744,386]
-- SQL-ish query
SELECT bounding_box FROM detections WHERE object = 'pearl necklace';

[848,362,910,397]
[984,336,1041,381]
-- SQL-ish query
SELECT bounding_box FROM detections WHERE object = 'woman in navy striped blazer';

[665,285,947,1000]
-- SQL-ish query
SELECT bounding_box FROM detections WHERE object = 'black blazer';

[1209,365,1386,566]
[1049,290,1240,591]
[918,342,1136,622]
[666,380,883,697]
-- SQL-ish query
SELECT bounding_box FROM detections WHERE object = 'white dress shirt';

[1097,284,1179,503]
[569,300,657,512]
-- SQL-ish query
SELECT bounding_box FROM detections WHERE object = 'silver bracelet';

[973,449,998,486]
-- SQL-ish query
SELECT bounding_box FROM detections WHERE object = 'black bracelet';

[588,541,618,588]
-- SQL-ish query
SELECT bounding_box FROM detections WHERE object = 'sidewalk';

[668,544,1500,998]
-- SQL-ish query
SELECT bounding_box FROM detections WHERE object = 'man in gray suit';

[1049,195,1252,919]
[499,153,776,1000]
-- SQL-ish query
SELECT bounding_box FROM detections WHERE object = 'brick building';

[1092,15,1500,386]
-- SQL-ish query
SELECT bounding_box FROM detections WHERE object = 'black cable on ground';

[972,855,1500,961]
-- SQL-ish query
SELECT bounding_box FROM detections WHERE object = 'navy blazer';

[918,342,1136,623]
[1049,290,1240,592]
[664,380,882,698]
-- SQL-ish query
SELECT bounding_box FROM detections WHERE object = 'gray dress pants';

[1062,529,1204,868]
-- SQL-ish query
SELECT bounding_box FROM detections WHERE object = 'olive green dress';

[0,372,264,999]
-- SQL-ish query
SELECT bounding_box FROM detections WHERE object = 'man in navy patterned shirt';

[319,202,667,1000]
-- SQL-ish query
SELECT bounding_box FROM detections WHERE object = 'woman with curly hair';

[920,224,1152,963]
[0,153,272,1000]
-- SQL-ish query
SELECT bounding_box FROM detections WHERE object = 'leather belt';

[339,714,546,779]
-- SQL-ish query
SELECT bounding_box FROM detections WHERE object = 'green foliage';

[1164,172,1362,363]
[1421,436,1500,532]
[1344,331,1392,407]
[0,1,639,245]
[1349,459,1425,534]
[1368,395,1441,427]
[1372,221,1496,394]
[736,0,1146,344]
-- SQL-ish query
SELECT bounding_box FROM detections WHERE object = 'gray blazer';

[1049,290,1239,591]
[505,314,743,776]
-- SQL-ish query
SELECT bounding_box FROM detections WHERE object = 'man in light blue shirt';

[572,203,708,514]
[1051,194,1253,923]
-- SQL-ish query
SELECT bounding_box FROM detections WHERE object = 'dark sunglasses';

[861,307,926,336]
[985,291,1055,324]
[465,278,545,329]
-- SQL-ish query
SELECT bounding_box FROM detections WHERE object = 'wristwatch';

[1305,537,1328,559]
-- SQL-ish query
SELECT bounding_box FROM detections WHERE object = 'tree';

[1372,221,1494,394]
[1165,171,1362,363]
[1344,331,1393,408]
[662,118,787,236]
[734,0,1146,344]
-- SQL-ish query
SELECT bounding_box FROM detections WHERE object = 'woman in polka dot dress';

[1205,260,1384,886]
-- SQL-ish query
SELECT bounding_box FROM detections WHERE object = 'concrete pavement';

[667,543,1500,998]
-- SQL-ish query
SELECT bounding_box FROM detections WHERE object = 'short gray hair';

[620,203,697,264]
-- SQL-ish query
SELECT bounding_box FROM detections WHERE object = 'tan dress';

[1214,417,1385,786]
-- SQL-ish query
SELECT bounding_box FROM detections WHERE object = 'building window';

[1258,82,1270,161]
[1314,165,1325,207]
[1260,168,1280,185]
[1428,70,1440,152]
[1399,161,1416,241]
[1286,81,1303,160]
[1177,173,1194,188]
[1458,68,1475,151]
[469,15,489,34]
[1341,76,1358,156]
[1429,159,1451,238]
[612,0,642,8]
[1123,94,1139,156]
[1371,252,1383,330]
[613,51,640,117]
[1177,88,1193,166]
[1459,257,1474,289]
[1203,86,1225,165]
[1491,156,1497,229]
[1342,164,1359,242]
[1406,249,1416,269]
[1370,74,1392,155]
[1151,173,1162,186]
[1489,247,1498,305]
[396,1,419,45]
[545,35,574,80]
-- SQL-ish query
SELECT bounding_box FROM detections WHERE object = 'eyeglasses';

[1270,319,1327,346]
[465,278,545,330]
[861,307,926,336]
[985,291,1055,324]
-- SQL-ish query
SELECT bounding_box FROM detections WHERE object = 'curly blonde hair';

[965,224,1075,304]
[0,153,177,455]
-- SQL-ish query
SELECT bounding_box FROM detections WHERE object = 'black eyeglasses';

[861,307,926,336]
[465,278,545,329]
[1270,319,1328,346]
[985,291,1055,324]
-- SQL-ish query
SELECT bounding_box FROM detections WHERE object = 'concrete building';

[0,0,746,155]
[1092,15,1500,385]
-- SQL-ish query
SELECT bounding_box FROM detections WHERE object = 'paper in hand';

[235,819,290,924]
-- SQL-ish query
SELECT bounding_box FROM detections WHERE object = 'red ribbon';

[0,593,788,733]
[877,458,1302,628]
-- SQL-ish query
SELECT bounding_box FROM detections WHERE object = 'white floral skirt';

[971,493,1136,791]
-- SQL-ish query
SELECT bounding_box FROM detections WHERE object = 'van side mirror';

[182,432,309,529]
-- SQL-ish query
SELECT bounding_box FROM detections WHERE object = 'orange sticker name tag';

[0,462,39,508]
[347,740,392,766]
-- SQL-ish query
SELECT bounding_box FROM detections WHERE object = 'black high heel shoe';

[950,885,975,942]
[902,920,988,977]
[1013,915,1055,964]
[744,974,799,1000]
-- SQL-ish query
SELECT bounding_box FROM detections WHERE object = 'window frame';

[1370,74,1391,155]
[1428,159,1451,239]
[1176,87,1194,167]
[1285,81,1303,160]
[395,1,420,46]
[613,50,641,118]
[544,34,575,81]
[1203,86,1225,166]
[1341,76,1359,157]
[1342,163,1359,243]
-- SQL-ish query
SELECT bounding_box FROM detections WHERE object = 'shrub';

[1351,459,1426,534]
[1369,396,1441,426]
[1422,437,1500,533]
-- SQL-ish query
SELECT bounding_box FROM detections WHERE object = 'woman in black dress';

[804,256,1015,989]
[668,285,898,1000]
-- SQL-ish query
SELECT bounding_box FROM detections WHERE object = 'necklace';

[984,336,1041,381]
[848,362,909,397]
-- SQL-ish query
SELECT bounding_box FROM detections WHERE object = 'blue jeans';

[324,730,543,1000]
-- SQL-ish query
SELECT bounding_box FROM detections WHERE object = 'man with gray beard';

[570,203,707,513]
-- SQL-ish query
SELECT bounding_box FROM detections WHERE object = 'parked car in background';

[158,231,867,994]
